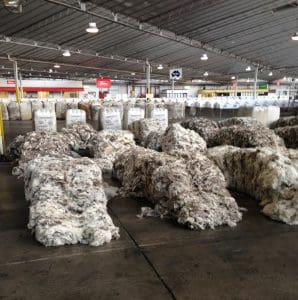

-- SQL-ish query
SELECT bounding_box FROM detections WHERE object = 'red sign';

[276,80,281,87]
[96,78,111,89]
[232,80,238,88]
[7,80,15,85]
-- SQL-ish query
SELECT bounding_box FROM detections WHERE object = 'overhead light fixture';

[86,22,99,34]
[231,76,236,80]
[157,64,163,70]
[49,69,53,73]
[131,72,135,76]
[269,72,273,76]
[246,66,251,71]
[201,54,208,61]
[54,64,60,68]
[291,32,298,40]
[203,71,209,77]
[63,50,71,57]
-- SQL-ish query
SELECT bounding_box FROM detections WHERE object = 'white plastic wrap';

[55,101,67,119]
[34,109,57,132]
[99,107,122,130]
[31,101,43,117]
[123,107,145,130]
[150,108,168,126]
[66,109,86,126]
[20,102,32,120]
[0,102,9,120]
[43,101,56,112]
[7,102,21,120]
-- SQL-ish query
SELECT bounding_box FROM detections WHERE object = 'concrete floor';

[1,121,298,300]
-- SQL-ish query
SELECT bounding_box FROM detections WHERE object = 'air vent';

[272,1,298,13]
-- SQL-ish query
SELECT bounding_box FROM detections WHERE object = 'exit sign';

[258,83,268,90]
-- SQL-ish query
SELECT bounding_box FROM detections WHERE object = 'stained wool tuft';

[209,125,284,150]
[208,146,298,225]
[114,147,242,230]
[161,123,207,159]
[270,116,298,129]
[274,125,298,149]
[24,156,119,246]
[129,118,167,151]
[180,118,219,146]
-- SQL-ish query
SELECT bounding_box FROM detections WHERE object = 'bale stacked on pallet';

[209,125,284,150]
[161,123,206,159]
[129,118,167,151]
[114,147,242,230]
[180,118,219,146]
[208,146,298,225]
[24,156,119,246]
[274,126,298,149]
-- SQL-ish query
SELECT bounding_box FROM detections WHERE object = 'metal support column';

[19,71,24,99]
[254,65,259,100]
[146,59,151,97]
[12,60,21,103]
[172,80,175,98]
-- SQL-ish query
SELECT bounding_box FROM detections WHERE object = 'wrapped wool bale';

[110,102,124,120]
[99,107,122,130]
[66,109,86,126]
[219,117,263,128]
[270,116,298,129]
[150,107,168,126]
[161,123,207,159]
[114,147,242,230]
[34,109,57,132]
[129,118,167,150]
[208,146,298,225]
[43,101,56,112]
[12,131,72,177]
[181,118,219,146]
[78,102,92,120]
[31,100,43,118]
[55,101,67,119]
[0,102,9,120]
[7,102,21,120]
[123,107,145,130]
[165,103,185,120]
[67,101,78,110]
[20,102,32,120]
[91,103,102,121]
[209,125,285,150]
[24,156,119,246]
[62,123,97,150]
[275,126,298,149]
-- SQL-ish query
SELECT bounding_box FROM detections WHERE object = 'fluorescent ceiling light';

[291,32,298,40]
[246,66,251,71]
[231,76,236,80]
[63,50,71,57]
[86,22,99,33]
[54,64,60,68]
[131,72,135,76]
[49,69,53,73]
[269,72,273,76]
[157,64,163,70]
[201,54,208,61]
[203,71,208,77]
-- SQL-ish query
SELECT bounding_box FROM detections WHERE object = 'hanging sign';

[96,78,112,89]
[276,80,281,88]
[7,80,15,85]
[169,68,182,80]
[232,80,238,88]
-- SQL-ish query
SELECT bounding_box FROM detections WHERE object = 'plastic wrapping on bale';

[43,101,56,111]
[11,131,73,177]
[123,107,145,130]
[165,103,185,120]
[1,102,9,120]
[20,102,32,120]
[209,125,285,150]
[67,101,78,110]
[270,116,298,129]
[181,118,219,146]
[91,103,101,121]
[150,107,168,126]
[161,123,207,159]
[219,117,263,128]
[275,126,298,149]
[99,107,122,130]
[208,146,298,225]
[24,156,119,246]
[31,101,43,118]
[7,102,20,120]
[114,147,242,230]
[55,101,67,119]
[34,109,57,132]
[128,118,167,151]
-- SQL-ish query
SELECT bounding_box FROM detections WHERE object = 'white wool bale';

[31,101,43,117]
[43,101,56,111]
[66,109,86,126]
[123,107,145,130]
[34,109,57,132]
[99,107,122,130]
[20,102,32,120]
[150,108,168,126]
[0,102,9,120]
[91,103,102,121]
[7,102,21,120]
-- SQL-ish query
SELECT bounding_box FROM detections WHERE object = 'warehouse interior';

[0,0,298,299]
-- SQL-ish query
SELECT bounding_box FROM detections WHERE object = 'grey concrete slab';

[141,231,298,300]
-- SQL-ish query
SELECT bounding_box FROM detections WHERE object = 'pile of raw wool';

[274,126,298,149]
[61,123,98,150]
[24,156,119,246]
[129,118,167,151]
[7,134,25,160]
[92,130,135,176]
[161,123,207,159]
[219,117,263,128]
[11,131,73,177]
[209,125,285,150]
[180,118,219,146]
[270,116,298,129]
[208,146,298,225]
[114,147,242,230]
